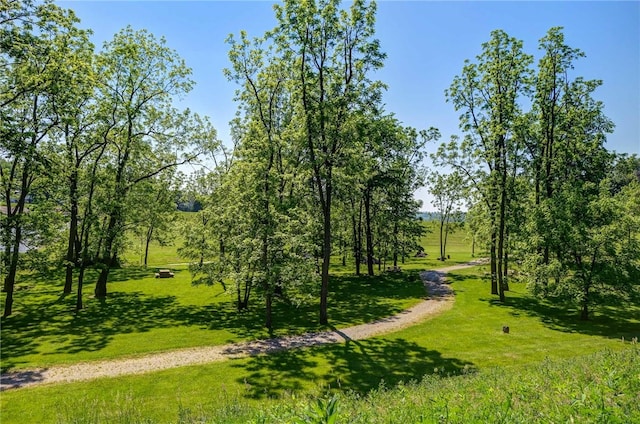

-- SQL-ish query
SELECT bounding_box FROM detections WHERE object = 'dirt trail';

[0,260,486,391]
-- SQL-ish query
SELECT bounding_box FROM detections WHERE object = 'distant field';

[120,214,477,269]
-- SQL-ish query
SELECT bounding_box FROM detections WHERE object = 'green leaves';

[294,395,340,424]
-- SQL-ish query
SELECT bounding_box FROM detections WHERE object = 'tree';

[524,28,600,276]
[428,170,464,261]
[272,0,386,324]
[539,177,640,320]
[464,198,490,258]
[522,27,614,296]
[445,30,533,301]
[222,29,317,329]
[127,171,178,267]
[1,1,91,316]
[91,27,217,298]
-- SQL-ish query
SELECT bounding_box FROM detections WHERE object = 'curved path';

[0,260,486,391]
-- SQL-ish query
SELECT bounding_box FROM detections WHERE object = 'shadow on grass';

[446,271,485,284]
[325,272,425,325]
[0,289,275,371]
[234,338,475,399]
[0,270,426,372]
[482,295,640,340]
[0,369,44,390]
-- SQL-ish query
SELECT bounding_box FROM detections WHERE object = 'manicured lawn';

[0,265,426,370]
[0,219,470,370]
[2,264,637,423]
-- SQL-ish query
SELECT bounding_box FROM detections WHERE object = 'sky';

[59,0,640,210]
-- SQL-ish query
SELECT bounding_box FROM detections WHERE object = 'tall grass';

[44,344,639,423]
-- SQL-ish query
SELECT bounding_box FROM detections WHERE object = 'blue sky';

[60,1,639,209]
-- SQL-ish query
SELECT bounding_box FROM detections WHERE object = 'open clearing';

[0,261,484,391]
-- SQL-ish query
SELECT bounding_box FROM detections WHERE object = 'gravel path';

[0,260,486,391]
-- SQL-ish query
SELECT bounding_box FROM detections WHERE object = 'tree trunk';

[64,138,79,294]
[265,292,273,331]
[353,200,363,276]
[580,302,589,321]
[237,278,251,311]
[580,284,590,321]
[3,225,21,317]
[2,236,11,293]
[490,229,498,295]
[95,268,109,298]
[64,198,77,293]
[352,211,360,276]
[401,230,406,264]
[443,219,450,261]
[64,263,74,294]
[392,222,399,268]
[503,232,510,292]
[319,184,332,325]
[95,210,119,298]
[497,172,507,302]
[76,264,85,311]
[364,188,374,276]
[439,218,445,261]
[144,225,153,267]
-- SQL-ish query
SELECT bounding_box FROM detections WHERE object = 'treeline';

[1,0,431,327]
[2,0,638,327]
[1,0,218,317]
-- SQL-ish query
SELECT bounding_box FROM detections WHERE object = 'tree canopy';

[1,2,637,325]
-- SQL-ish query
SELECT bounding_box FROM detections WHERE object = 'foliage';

[443,29,533,301]
[427,170,465,261]
[1,0,219,315]
[440,25,635,321]
[525,179,640,320]
[0,0,95,316]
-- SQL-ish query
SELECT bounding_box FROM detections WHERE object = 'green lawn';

[3,219,637,422]
[0,218,472,370]
[2,264,638,423]
[0,266,427,370]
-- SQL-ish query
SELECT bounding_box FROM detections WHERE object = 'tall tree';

[1,1,90,316]
[272,0,385,324]
[92,27,217,298]
[445,30,533,301]
[523,27,614,295]
[223,30,316,329]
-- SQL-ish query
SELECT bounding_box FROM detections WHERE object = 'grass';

[0,265,426,370]
[0,218,470,370]
[251,346,639,424]
[5,347,638,423]
[2,265,638,423]
[120,232,187,268]
[2,218,637,422]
